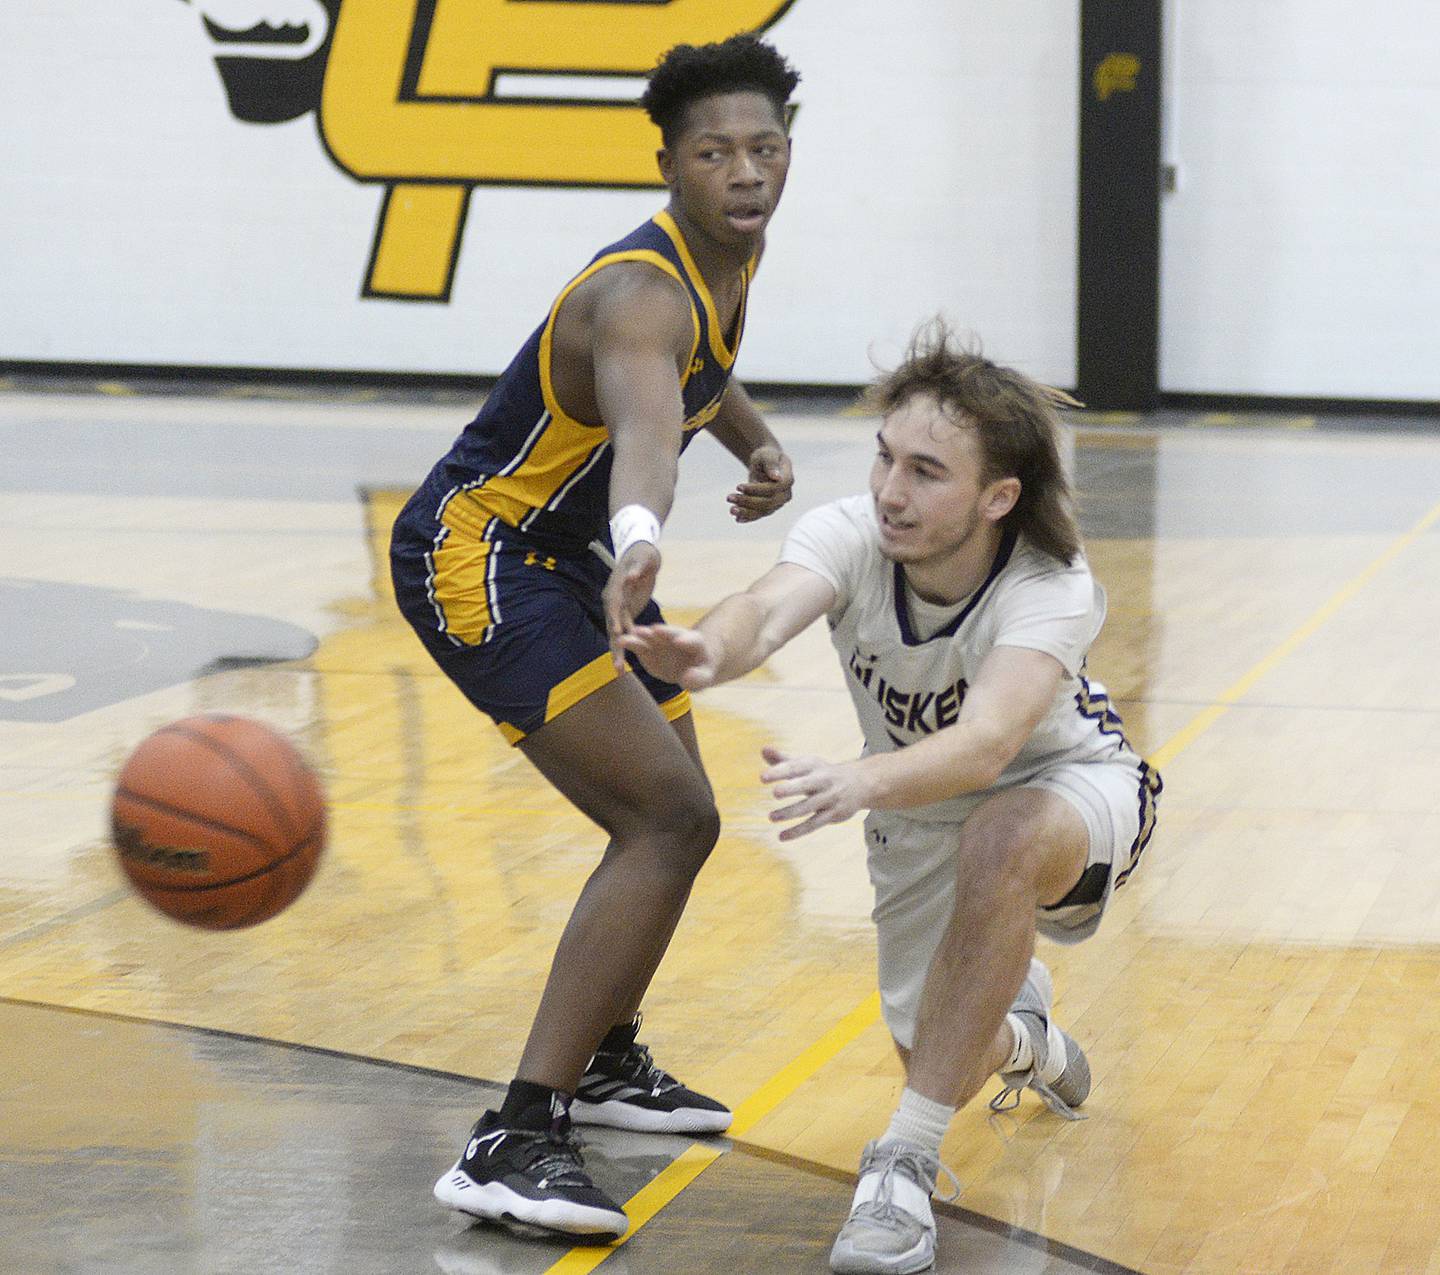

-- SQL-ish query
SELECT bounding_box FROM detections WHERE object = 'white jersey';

[779,494,1138,823]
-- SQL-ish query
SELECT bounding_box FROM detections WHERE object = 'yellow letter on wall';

[322,0,796,300]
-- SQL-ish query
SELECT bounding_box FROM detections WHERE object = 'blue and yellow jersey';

[417,211,753,553]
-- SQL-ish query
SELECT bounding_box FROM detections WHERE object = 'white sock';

[1002,1012,1034,1074]
[881,1087,954,1160]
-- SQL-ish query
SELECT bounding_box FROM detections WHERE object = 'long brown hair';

[867,318,1083,565]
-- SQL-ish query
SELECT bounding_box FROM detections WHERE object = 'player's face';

[869,395,1018,573]
[659,92,790,252]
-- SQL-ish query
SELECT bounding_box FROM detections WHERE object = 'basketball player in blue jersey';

[620,322,1162,1274]
[390,35,800,1241]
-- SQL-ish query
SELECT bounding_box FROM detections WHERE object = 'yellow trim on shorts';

[495,667,690,746]
[438,493,492,541]
[493,654,619,747]
[430,531,494,646]
[544,652,621,725]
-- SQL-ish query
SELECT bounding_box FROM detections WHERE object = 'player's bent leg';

[514,677,727,1126]
[562,707,730,1134]
[987,760,1140,1118]
[433,679,725,1231]
[902,787,1088,1112]
[832,793,1089,1272]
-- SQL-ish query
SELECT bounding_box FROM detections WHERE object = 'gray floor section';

[0,1001,1142,1275]
[0,1001,687,1275]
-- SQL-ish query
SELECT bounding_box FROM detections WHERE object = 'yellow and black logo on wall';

[185,0,796,303]
[1093,52,1140,103]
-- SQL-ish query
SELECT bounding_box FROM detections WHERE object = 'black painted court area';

[0,1000,1139,1274]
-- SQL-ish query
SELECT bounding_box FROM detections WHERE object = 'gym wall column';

[1077,2,1162,409]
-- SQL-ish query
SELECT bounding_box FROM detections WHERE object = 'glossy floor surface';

[2,381,1439,1274]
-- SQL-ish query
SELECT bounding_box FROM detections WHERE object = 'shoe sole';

[1052,1028,1092,1107]
[433,1166,627,1242]
[570,1098,732,1134]
[830,1235,935,1274]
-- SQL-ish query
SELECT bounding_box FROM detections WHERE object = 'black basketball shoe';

[570,1016,732,1134]
[432,1108,627,1242]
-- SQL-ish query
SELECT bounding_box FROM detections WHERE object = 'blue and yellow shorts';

[390,495,691,745]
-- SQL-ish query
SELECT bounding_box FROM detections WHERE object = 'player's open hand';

[727,446,793,523]
[760,745,872,840]
[603,542,662,671]
[615,623,720,690]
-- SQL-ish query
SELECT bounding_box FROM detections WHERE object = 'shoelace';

[598,1041,680,1096]
[847,1143,961,1233]
[987,1074,1085,1122]
[987,1010,1087,1122]
[490,1127,593,1189]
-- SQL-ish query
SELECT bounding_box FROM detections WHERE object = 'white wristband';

[609,504,661,561]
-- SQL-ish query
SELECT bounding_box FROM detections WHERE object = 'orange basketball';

[110,714,326,930]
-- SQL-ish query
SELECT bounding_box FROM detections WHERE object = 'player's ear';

[656,147,676,185]
[982,477,1020,523]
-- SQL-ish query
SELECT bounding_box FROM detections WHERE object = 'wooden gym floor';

[2,379,1439,1274]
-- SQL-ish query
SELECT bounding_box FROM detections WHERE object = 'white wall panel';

[1160,2,1440,399]
[0,1,1078,385]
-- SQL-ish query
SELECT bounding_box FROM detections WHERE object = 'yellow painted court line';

[1193,411,1314,430]
[1083,410,1143,425]
[728,992,882,1138]
[1149,496,1440,771]
[543,1145,724,1275]
[330,798,560,818]
[542,994,881,1274]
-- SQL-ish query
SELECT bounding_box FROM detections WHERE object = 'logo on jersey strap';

[184,0,798,302]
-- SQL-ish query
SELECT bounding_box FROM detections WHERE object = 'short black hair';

[641,33,800,147]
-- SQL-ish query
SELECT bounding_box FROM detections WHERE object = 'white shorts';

[865,755,1160,1049]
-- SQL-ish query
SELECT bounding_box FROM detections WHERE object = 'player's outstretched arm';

[619,562,834,690]
[590,269,696,665]
[613,624,722,690]
[709,379,794,523]
[763,645,1067,839]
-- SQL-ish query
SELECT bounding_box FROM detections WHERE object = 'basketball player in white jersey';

[618,320,1161,1274]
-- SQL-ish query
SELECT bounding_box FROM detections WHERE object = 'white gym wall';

[0,1,1079,386]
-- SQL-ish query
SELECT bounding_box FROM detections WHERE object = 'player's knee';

[610,781,719,875]
[955,820,1048,902]
[658,790,721,874]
